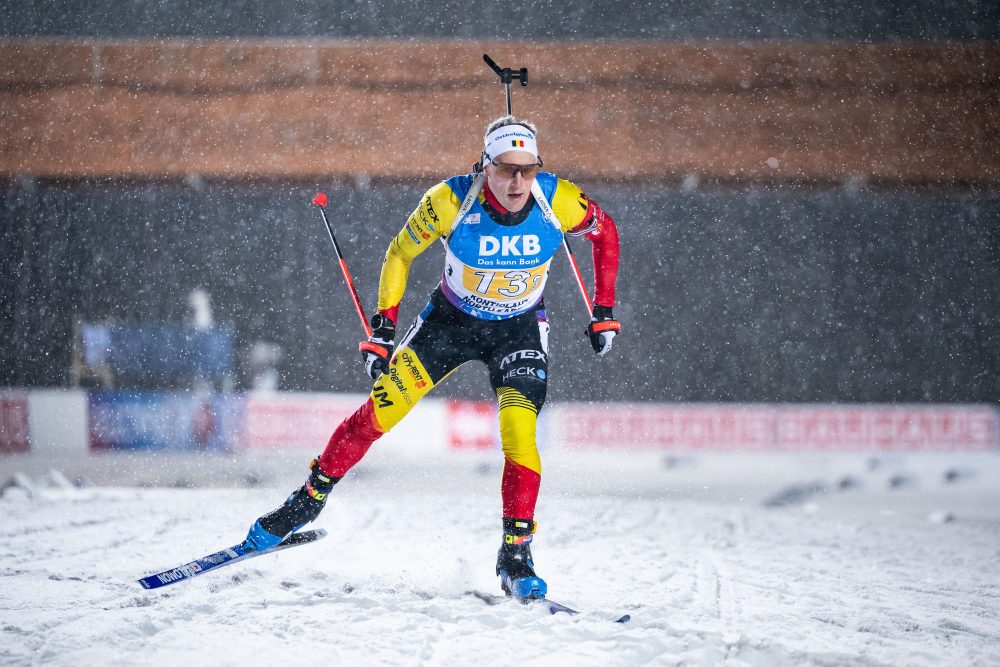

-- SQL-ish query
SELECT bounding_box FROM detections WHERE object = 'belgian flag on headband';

[512,139,525,147]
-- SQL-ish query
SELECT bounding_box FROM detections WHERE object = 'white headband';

[483,124,539,164]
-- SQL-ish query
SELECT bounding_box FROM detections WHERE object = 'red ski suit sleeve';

[571,199,620,309]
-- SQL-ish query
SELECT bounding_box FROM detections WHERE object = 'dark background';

[3,0,998,41]
[2,1,998,403]
[3,179,997,403]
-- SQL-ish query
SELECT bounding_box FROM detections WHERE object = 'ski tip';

[312,192,328,207]
[615,614,631,624]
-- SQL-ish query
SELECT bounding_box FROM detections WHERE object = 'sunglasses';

[491,160,543,179]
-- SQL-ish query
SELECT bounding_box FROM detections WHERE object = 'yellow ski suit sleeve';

[377,182,462,313]
[550,178,593,233]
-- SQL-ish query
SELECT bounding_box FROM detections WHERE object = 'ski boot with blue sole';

[245,458,338,551]
[496,517,547,599]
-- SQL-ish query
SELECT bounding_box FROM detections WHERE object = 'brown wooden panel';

[0,40,95,86]
[0,38,997,184]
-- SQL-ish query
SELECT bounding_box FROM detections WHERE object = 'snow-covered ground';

[2,450,999,666]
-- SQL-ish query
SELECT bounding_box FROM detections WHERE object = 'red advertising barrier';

[776,406,999,451]
[555,404,1000,452]
[558,405,777,451]
[0,394,31,454]
[243,393,360,450]
[446,399,497,450]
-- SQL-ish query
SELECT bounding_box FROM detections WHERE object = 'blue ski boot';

[496,518,547,599]
[245,458,338,550]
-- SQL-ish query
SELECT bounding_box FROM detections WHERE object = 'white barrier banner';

[776,405,999,451]
[550,403,1000,452]
[445,399,498,450]
[242,392,448,455]
[244,392,364,451]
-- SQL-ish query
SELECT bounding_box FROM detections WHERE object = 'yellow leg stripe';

[370,347,435,432]
[497,388,541,475]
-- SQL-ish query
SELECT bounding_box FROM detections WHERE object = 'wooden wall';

[1,39,998,185]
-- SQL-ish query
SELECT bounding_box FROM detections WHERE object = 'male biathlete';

[245,116,621,598]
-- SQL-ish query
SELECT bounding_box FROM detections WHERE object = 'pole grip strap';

[359,341,390,358]
[590,320,621,333]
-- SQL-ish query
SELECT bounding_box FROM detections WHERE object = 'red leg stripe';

[318,398,384,478]
[501,459,541,519]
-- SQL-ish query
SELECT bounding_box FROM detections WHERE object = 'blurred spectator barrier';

[88,391,242,452]
[72,322,234,390]
[1,389,997,458]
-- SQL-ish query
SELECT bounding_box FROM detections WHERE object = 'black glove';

[586,304,621,357]
[358,313,396,380]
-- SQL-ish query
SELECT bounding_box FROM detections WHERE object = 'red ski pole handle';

[313,193,372,337]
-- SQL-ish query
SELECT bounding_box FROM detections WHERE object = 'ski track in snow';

[2,453,1000,666]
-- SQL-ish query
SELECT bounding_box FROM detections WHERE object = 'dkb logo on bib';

[479,235,541,257]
